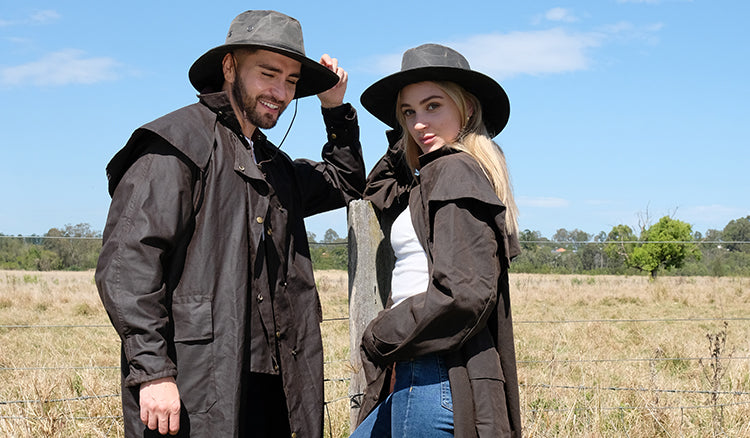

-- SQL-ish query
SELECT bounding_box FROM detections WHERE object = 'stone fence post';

[346,199,393,429]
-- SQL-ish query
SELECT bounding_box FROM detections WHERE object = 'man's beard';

[231,79,287,130]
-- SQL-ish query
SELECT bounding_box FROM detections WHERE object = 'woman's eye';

[402,109,414,117]
[426,102,440,111]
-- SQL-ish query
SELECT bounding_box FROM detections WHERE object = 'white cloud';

[30,10,61,24]
[585,199,620,206]
[681,204,749,226]
[363,29,602,78]
[450,29,603,79]
[0,49,122,86]
[617,0,693,3]
[7,37,31,44]
[0,9,60,27]
[545,7,578,22]
[518,196,570,208]
[363,17,662,79]
[367,52,402,75]
[599,20,663,42]
[600,21,635,33]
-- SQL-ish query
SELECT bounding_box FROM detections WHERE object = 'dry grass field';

[1,269,749,437]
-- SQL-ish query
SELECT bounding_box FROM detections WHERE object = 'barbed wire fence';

[0,316,357,436]
[2,315,749,436]
[2,233,750,436]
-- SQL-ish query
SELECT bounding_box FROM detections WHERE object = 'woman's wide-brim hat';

[360,44,510,137]
[189,10,339,98]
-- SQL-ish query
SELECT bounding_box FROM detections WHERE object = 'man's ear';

[222,52,236,83]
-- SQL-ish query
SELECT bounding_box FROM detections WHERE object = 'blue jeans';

[350,355,454,438]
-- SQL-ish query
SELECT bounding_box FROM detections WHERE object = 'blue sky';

[1,1,748,240]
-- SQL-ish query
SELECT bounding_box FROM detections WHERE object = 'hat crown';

[225,10,306,57]
[401,44,470,72]
[360,43,510,138]
[189,9,337,97]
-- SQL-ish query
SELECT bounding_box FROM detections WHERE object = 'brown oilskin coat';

[358,135,522,437]
[95,92,364,437]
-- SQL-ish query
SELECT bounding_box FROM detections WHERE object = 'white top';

[390,206,430,308]
[245,137,258,164]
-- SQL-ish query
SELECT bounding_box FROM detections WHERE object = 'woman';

[351,44,522,438]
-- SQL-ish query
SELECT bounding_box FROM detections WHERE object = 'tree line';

[514,215,750,278]
[1,216,749,277]
[0,223,101,271]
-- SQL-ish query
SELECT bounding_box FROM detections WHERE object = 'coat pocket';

[471,377,511,436]
[464,330,511,436]
[172,296,217,415]
[172,296,213,342]
[465,329,505,381]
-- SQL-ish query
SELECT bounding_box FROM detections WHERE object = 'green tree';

[1,234,64,270]
[22,245,61,271]
[307,231,317,244]
[310,228,347,270]
[323,228,344,243]
[722,215,750,252]
[43,223,101,270]
[604,224,637,268]
[628,216,701,279]
[553,228,591,251]
[518,229,546,251]
[704,229,723,242]
[594,231,607,243]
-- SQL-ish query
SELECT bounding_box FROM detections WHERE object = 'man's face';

[228,49,302,130]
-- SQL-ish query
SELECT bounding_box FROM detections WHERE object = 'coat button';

[266,227,273,236]
[330,133,337,140]
[256,216,264,224]
[239,165,245,171]
[257,294,263,302]
[291,433,297,438]
[275,330,281,339]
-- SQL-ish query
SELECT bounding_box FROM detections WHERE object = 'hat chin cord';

[277,98,298,149]
[258,98,297,164]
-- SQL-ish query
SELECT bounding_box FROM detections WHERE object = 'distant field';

[1,270,748,437]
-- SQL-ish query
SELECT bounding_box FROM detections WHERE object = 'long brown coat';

[95,92,364,437]
[359,137,522,437]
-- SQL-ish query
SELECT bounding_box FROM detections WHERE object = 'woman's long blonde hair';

[396,80,519,236]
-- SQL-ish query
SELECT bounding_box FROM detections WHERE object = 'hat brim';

[360,67,510,137]
[189,44,339,99]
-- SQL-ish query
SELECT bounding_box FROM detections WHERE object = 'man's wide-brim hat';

[360,44,510,137]
[189,10,339,98]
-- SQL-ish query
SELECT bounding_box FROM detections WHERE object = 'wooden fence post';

[347,199,393,429]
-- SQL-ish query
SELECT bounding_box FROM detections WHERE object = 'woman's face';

[399,81,463,155]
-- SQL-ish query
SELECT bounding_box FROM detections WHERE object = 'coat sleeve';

[363,131,413,218]
[293,103,366,216]
[95,136,198,387]
[361,195,504,364]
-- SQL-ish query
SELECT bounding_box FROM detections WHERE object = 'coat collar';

[418,146,461,169]
[198,91,269,147]
[198,91,244,137]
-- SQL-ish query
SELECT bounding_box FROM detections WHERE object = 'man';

[96,10,364,437]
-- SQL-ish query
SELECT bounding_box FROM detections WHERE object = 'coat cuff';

[322,103,357,143]
[124,364,178,387]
